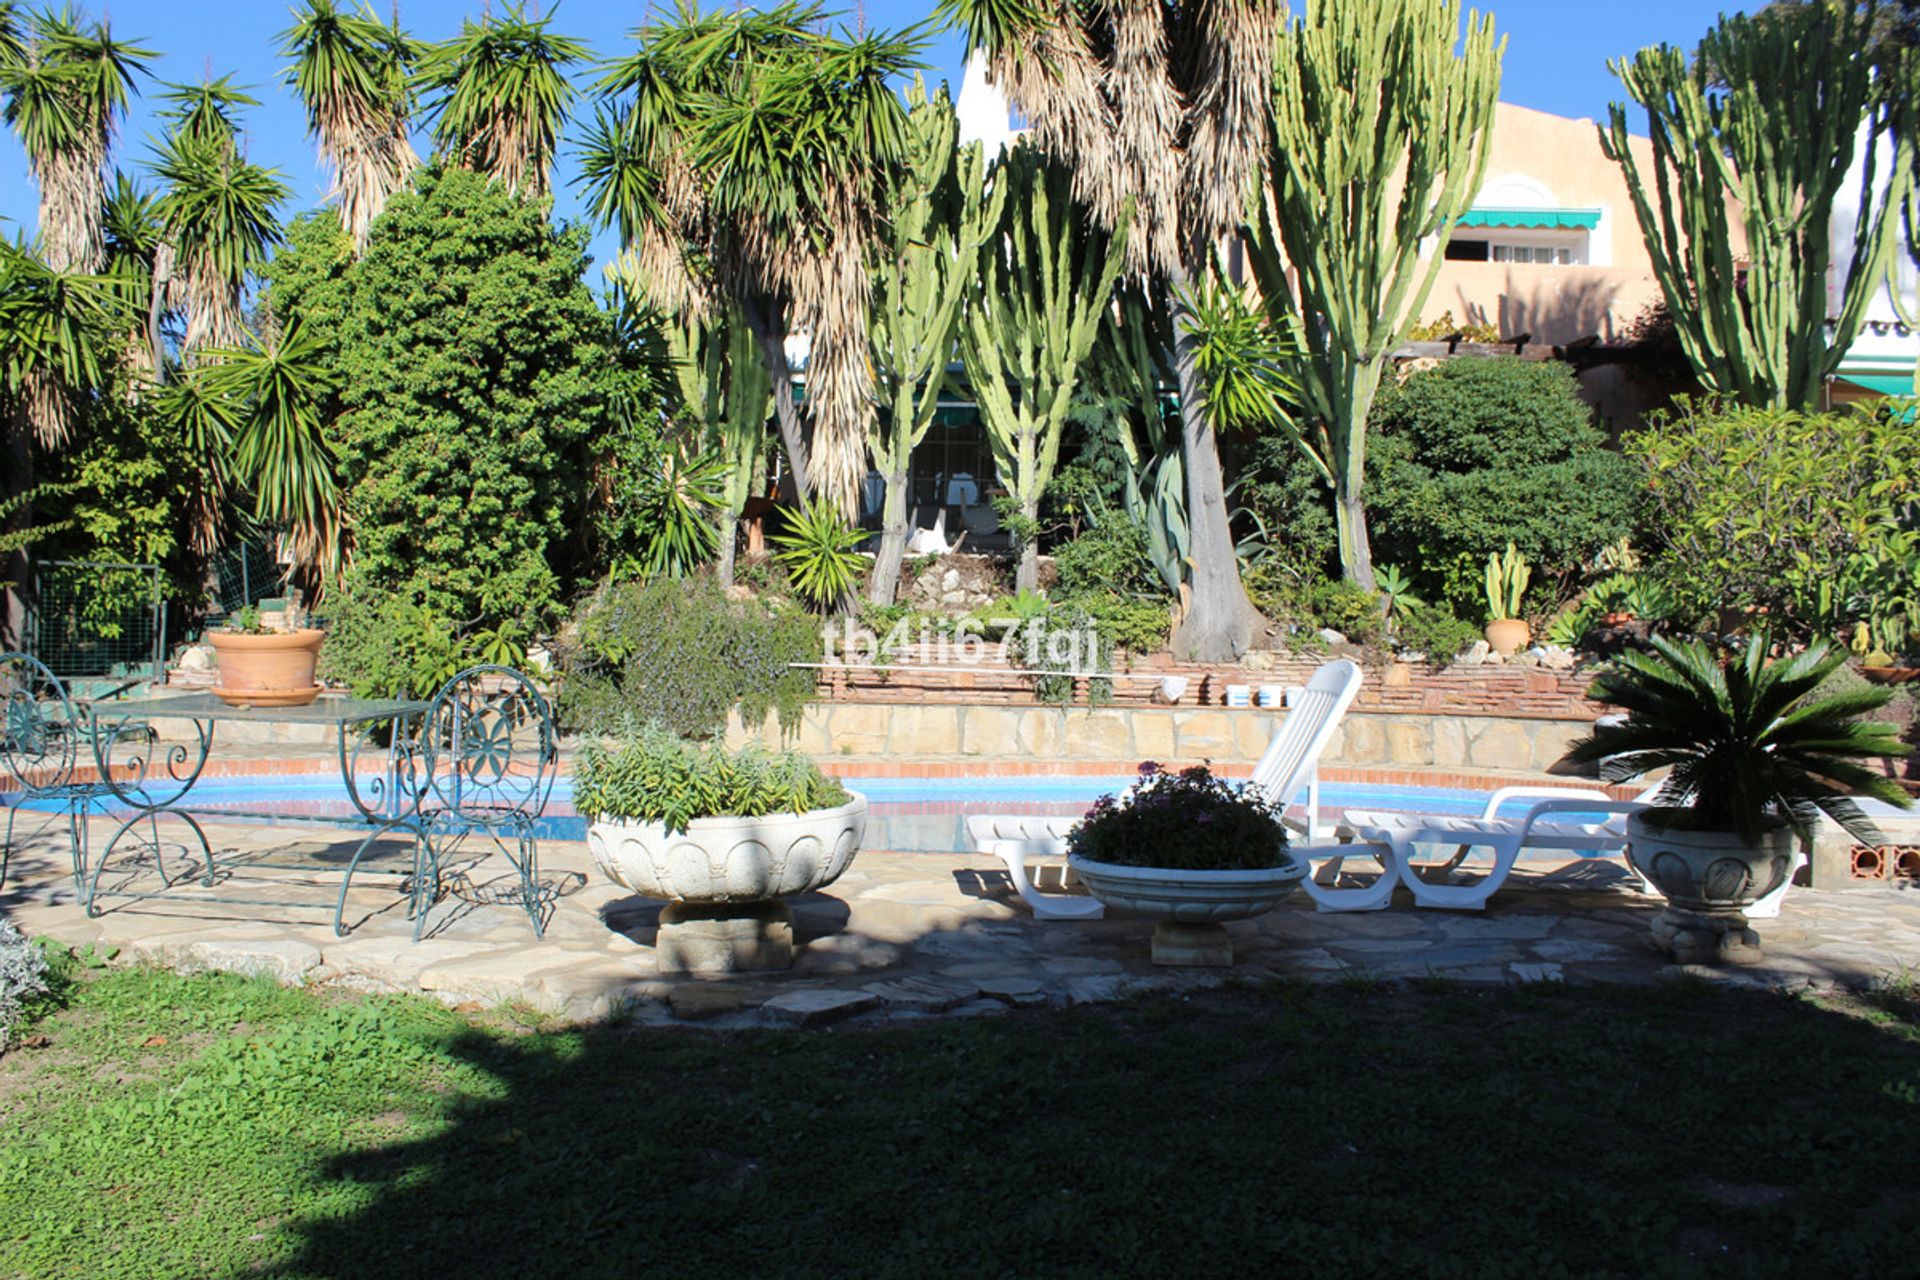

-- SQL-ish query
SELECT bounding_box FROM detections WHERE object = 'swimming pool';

[20,773,1504,854]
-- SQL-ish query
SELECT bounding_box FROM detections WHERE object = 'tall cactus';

[960,145,1125,595]
[660,301,772,587]
[1601,4,1912,411]
[1250,0,1502,591]
[866,82,1006,605]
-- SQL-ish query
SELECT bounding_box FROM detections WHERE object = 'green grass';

[2,962,1918,1279]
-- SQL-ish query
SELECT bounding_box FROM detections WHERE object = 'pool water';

[26,773,1501,854]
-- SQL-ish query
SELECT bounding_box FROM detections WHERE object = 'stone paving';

[4,814,1919,1028]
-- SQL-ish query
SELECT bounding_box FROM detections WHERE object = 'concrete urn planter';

[588,796,866,975]
[1625,813,1798,965]
[1068,853,1307,967]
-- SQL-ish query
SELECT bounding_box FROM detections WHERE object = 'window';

[1491,243,1573,266]
[1445,238,1490,262]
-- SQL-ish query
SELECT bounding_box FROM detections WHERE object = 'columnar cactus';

[1600,4,1913,410]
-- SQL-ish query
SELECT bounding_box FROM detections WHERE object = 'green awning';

[1837,372,1917,397]
[1456,208,1602,230]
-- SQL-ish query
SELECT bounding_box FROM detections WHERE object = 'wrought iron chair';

[0,652,114,895]
[410,665,559,939]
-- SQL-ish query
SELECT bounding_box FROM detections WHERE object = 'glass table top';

[85,691,428,725]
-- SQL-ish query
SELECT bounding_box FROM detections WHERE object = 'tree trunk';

[739,295,811,504]
[716,518,738,590]
[1333,361,1382,590]
[1168,294,1263,662]
[1015,493,1040,595]
[867,473,910,604]
[1335,471,1377,591]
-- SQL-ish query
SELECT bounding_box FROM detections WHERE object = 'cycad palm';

[280,0,419,253]
[150,82,289,360]
[417,3,584,201]
[937,0,1275,659]
[1563,635,1912,845]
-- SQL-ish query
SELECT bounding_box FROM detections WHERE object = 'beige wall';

[1423,103,1677,346]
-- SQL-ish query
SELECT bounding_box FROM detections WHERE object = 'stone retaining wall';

[730,701,1594,776]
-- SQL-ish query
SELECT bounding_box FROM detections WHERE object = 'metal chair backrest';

[1249,658,1363,804]
[420,665,558,822]
[0,652,83,798]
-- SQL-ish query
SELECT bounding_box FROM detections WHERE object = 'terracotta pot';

[1484,617,1530,657]
[207,629,325,706]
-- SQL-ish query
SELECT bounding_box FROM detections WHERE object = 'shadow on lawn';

[252,978,1920,1280]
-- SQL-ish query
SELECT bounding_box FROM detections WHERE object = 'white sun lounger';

[967,659,1366,920]
[1341,784,1807,914]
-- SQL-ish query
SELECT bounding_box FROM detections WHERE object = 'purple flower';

[1138,760,1162,777]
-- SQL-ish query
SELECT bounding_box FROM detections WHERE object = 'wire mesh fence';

[28,560,167,682]
[211,542,286,619]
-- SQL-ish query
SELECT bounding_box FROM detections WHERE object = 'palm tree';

[938,0,1277,660]
[280,0,419,254]
[150,82,290,361]
[0,6,154,274]
[580,1,923,517]
[417,2,586,201]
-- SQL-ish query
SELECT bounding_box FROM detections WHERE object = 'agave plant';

[771,499,867,611]
[1374,564,1423,629]
[1561,635,1911,845]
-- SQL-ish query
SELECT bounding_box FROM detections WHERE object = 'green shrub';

[1629,398,1920,637]
[269,167,630,624]
[1396,601,1482,663]
[574,723,850,833]
[1067,763,1289,870]
[557,576,818,740]
[316,580,526,699]
[1366,360,1642,600]
[1051,514,1168,599]
[1066,591,1171,655]
[1018,603,1113,705]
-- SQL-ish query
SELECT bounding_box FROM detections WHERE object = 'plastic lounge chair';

[1341,784,1807,914]
[967,659,1366,920]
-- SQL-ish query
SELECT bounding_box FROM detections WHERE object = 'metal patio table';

[80,691,431,933]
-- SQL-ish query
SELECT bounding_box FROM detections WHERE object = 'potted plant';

[206,604,325,707]
[1066,763,1307,967]
[579,725,866,974]
[1562,635,1911,964]
[1483,542,1532,656]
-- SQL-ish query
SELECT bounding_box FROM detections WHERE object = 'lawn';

[2,959,1917,1280]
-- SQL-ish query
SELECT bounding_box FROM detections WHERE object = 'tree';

[938,0,1279,659]
[150,80,289,361]
[579,1,923,517]
[416,2,585,202]
[280,0,419,254]
[961,145,1124,595]
[268,165,613,623]
[1249,0,1502,591]
[1601,3,1912,410]
[866,82,1003,604]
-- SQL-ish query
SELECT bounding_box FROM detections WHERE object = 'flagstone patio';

[4,815,1917,1028]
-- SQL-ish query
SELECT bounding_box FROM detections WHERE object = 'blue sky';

[1,0,1743,274]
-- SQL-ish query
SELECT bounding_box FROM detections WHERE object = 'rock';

[667,985,761,1020]
[863,975,980,1012]
[760,988,879,1026]
[1510,962,1566,984]
[940,568,962,592]
[1459,640,1491,666]
[974,975,1048,1006]
[941,590,970,607]
[1243,651,1276,672]
[1317,628,1347,646]
[1513,652,1542,668]
[177,643,218,675]
[1540,646,1577,671]
[185,936,322,983]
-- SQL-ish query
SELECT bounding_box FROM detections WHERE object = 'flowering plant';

[1066,763,1291,871]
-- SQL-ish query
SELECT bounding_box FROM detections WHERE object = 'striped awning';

[1457,208,1602,231]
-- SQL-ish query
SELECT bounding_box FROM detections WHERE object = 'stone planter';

[1625,812,1798,965]
[1484,618,1530,657]
[206,629,325,707]
[1068,853,1307,967]
[587,796,866,974]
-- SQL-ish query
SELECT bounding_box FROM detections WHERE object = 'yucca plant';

[415,2,585,201]
[1561,635,1911,845]
[619,444,727,582]
[771,498,867,611]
